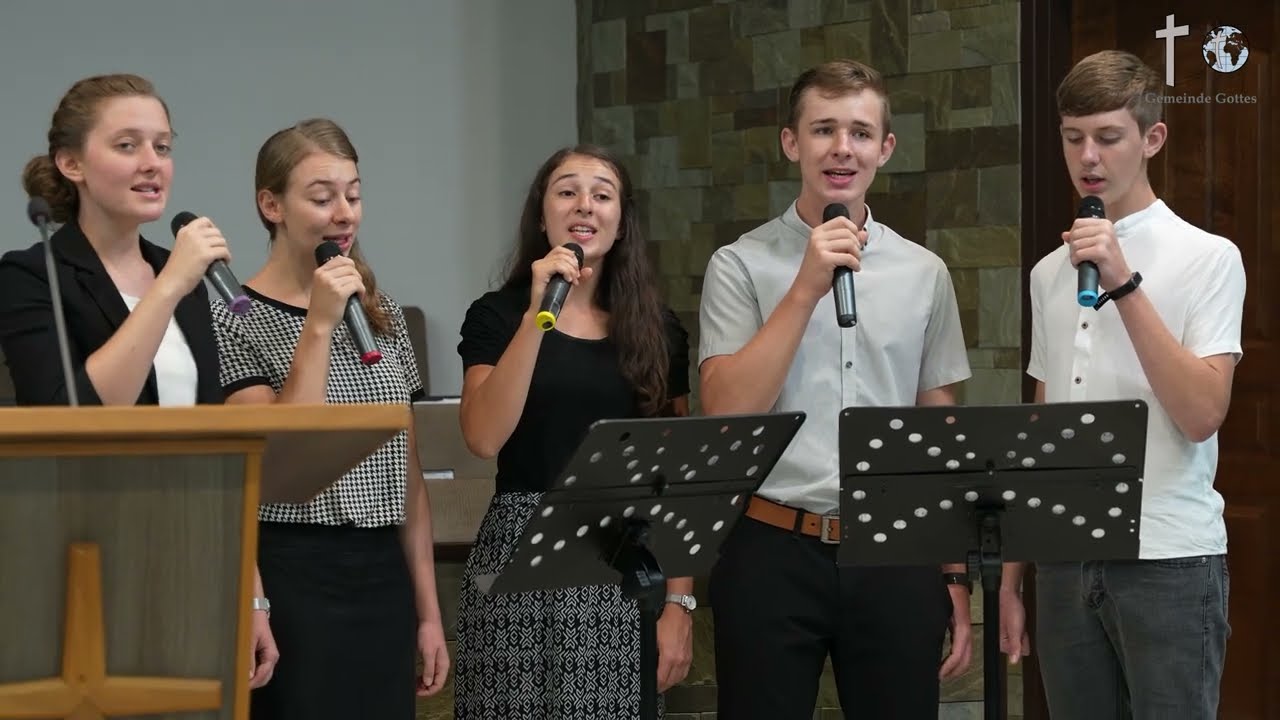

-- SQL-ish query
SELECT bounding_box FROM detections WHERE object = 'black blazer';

[0,220,223,406]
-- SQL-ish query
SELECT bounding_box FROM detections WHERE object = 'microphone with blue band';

[1075,195,1104,307]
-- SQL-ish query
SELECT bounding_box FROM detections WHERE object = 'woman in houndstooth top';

[211,118,448,719]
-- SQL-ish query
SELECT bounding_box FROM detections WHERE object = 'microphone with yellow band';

[535,242,584,331]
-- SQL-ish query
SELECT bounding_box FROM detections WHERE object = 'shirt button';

[1074,377,1082,384]
[845,361,853,369]
[1081,321,1090,329]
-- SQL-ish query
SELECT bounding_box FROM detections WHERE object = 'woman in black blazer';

[0,73,229,408]
[0,72,282,688]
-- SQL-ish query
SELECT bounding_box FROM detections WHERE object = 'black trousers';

[710,516,951,720]
[250,522,417,720]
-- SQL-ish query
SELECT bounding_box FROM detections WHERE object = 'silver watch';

[252,597,271,616]
[665,593,697,612]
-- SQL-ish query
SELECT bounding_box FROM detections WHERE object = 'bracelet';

[1093,271,1142,309]
[252,597,271,616]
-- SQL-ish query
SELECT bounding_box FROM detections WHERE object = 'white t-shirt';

[120,293,198,407]
[1027,199,1246,559]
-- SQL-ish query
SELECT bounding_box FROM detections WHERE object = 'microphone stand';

[33,212,79,406]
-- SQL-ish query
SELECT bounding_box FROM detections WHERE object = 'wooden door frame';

[1019,0,1074,718]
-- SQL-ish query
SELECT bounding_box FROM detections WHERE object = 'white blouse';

[120,293,198,406]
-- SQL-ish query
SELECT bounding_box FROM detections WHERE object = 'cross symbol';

[1155,13,1190,87]
[0,543,223,720]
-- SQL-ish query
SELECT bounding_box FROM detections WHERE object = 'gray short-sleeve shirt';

[699,202,971,514]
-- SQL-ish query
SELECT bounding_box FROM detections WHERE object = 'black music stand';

[834,400,1148,720]
[475,411,806,720]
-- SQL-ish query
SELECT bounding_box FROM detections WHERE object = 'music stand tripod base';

[475,411,805,720]
[835,400,1148,720]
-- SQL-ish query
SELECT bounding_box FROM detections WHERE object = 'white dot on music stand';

[531,556,543,567]
[893,520,907,530]
[915,507,928,518]
[946,459,960,470]
[713,520,725,531]
[890,419,904,430]
[852,490,867,500]
[553,540,565,551]
[1112,453,1126,464]
[955,434,966,442]
[1108,507,1122,517]
[940,500,954,510]
[1092,528,1106,538]
[1052,504,1066,515]
[1027,497,1041,508]
[564,475,577,487]
[964,491,979,502]
[856,461,870,472]
[927,446,941,457]
[599,516,612,528]
[1003,490,1017,501]
[623,506,635,517]
[683,531,695,542]
[532,533,543,545]
[1116,482,1130,494]
[1101,431,1115,443]
[1041,443,1055,453]
[869,438,884,449]
[541,507,554,518]
[1081,413,1096,424]
[858,513,872,523]
[908,433,923,443]
[590,451,602,463]
[689,544,702,555]
[873,533,888,543]
[576,525,589,538]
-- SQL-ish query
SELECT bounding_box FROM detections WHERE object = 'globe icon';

[1202,26,1249,73]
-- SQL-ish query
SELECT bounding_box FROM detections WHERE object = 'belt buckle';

[819,514,840,544]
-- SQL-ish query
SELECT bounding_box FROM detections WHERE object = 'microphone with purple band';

[169,211,251,315]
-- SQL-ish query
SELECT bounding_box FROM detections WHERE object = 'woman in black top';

[454,144,694,718]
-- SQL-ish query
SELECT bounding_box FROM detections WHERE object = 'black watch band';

[1093,271,1142,309]
[943,572,972,593]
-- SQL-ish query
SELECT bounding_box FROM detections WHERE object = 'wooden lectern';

[0,404,410,720]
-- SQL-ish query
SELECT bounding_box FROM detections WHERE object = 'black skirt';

[250,521,417,719]
[453,492,661,719]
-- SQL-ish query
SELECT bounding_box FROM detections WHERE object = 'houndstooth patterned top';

[212,287,425,528]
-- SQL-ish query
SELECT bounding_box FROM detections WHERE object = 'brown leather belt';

[745,495,841,543]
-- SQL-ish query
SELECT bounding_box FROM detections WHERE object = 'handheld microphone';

[823,203,858,328]
[169,211,251,315]
[1075,196,1105,307]
[314,240,382,366]
[535,242,584,331]
[27,196,79,406]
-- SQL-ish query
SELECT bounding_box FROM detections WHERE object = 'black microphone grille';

[314,240,342,266]
[170,211,199,236]
[26,196,52,226]
[1077,195,1105,219]
[562,242,585,268]
[822,203,849,223]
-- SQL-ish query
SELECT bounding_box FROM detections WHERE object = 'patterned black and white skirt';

[453,491,661,719]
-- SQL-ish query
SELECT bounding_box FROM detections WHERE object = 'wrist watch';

[942,572,972,594]
[665,593,697,612]
[1093,271,1142,309]
[252,597,271,616]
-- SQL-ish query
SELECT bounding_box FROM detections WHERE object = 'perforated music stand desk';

[475,411,806,720]
[835,400,1148,720]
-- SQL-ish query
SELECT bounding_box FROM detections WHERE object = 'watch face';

[683,596,697,611]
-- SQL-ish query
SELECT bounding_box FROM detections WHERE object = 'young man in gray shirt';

[697,59,974,718]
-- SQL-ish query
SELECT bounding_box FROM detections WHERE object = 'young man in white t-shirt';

[1000,50,1246,718]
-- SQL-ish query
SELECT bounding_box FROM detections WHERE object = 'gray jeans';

[1035,556,1230,719]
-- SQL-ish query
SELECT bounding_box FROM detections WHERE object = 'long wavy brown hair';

[503,144,669,415]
